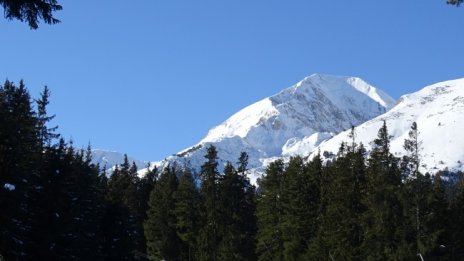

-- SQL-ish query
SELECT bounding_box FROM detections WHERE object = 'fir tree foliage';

[279,156,312,260]
[217,154,256,261]
[103,155,142,260]
[363,121,405,260]
[448,0,463,6]
[402,121,422,178]
[36,86,59,148]
[175,169,200,261]
[0,80,108,259]
[144,166,180,261]
[0,0,62,29]
[321,141,367,260]
[138,163,157,222]
[197,145,221,261]
[450,174,464,258]
[256,159,285,261]
[0,80,39,259]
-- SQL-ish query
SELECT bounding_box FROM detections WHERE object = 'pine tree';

[137,164,157,259]
[138,164,157,222]
[44,143,105,259]
[450,173,464,258]
[256,159,285,261]
[35,86,59,149]
[144,166,180,260]
[363,121,407,259]
[103,155,140,260]
[175,169,200,261]
[0,80,41,259]
[78,146,107,260]
[305,153,328,259]
[0,0,63,29]
[448,0,463,6]
[0,82,109,259]
[217,153,256,261]
[321,142,367,260]
[234,152,257,260]
[127,161,147,259]
[401,121,434,256]
[419,174,449,258]
[197,145,221,261]
[279,156,314,260]
[402,122,421,179]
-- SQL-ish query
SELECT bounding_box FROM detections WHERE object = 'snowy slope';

[150,74,395,182]
[91,149,147,171]
[311,77,464,174]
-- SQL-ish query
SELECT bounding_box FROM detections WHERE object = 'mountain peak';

[294,73,395,109]
[150,74,395,183]
[203,74,394,145]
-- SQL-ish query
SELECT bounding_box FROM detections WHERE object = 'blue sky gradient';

[1,0,463,161]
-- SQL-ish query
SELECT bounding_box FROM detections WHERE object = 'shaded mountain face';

[149,74,395,182]
[313,77,464,174]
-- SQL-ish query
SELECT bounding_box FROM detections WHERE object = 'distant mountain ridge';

[91,149,147,172]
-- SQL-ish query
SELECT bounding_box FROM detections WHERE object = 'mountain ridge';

[94,75,464,182]
[145,73,395,182]
[312,77,464,174]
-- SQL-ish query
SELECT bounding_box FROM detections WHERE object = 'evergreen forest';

[2,80,464,260]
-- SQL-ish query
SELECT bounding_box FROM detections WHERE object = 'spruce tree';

[321,142,367,260]
[127,161,147,259]
[305,153,328,259]
[0,0,62,29]
[279,156,314,260]
[401,121,434,256]
[40,143,105,260]
[256,159,285,261]
[450,173,464,258]
[234,152,257,261]
[217,153,256,261]
[419,174,449,258]
[144,166,180,261]
[103,155,140,260]
[137,164,157,259]
[363,121,407,259]
[0,80,40,259]
[402,122,421,179]
[197,145,221,261]
[448,0,463,6]
[35,86,59,149]
[138,164,157,222]
[175,169,200,261]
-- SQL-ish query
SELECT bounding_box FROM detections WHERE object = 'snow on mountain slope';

[91,149,147,171]
[311,77,464,174]
[151,74,395,182]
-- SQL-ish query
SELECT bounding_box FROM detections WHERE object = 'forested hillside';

[1,81,464,260]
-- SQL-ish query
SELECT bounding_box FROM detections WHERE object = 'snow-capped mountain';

[150,74,395,182]
[91,149,147,171]
[312,77,464,174]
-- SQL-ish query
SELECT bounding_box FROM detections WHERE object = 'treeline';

[0,80,257,260]
[0,80,153,260]
[256,123,464,260]
[1,81,464,260]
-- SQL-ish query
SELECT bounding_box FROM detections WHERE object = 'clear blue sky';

[1,0,463,161]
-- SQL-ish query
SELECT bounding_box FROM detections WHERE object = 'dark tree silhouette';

[448,0,463,6]
[1,0,62,29]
